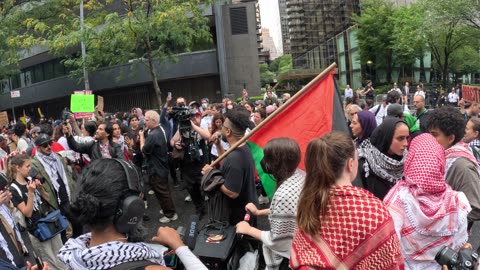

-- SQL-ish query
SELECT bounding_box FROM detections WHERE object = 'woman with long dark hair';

[291,132,403,269]
[236,138,304,270]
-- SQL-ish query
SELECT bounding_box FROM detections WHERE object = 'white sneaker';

[144,201,148,209]
[159,213,178,223]
[258,195,269,205]
[148,190,155,195]
[184,195,192,202]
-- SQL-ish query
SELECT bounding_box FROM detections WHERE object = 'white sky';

[258,0,283,55]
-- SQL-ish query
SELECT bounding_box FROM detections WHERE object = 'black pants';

[149,174,176,217]
[181,163,205,214]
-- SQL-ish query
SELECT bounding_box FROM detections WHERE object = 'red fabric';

[290,186,404,270]
[403,133,450,216]
[249,72,335,170]
[31,141,65,156]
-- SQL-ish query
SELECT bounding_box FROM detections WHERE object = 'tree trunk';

[419,54,426,83]
[442,56,449,88]
[144,38,162,109]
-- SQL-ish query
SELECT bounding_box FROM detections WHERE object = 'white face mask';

[202,103,208,109]
[227,105,233,110]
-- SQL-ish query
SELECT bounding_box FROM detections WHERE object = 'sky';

[258,0,283,55]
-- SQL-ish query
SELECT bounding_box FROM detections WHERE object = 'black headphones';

[111,159,145,234]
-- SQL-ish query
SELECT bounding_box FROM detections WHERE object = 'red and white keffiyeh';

[445,141,480,175]
[384,133,471,270]
[290,186,404,270]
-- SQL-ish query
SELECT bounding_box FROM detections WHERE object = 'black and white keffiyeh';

[35,151,71,203]
[58,233,165,270]
[358,139,406,184]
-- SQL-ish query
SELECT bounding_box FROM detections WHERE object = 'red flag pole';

[211,62,338,167]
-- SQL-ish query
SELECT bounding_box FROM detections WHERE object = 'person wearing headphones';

[58,158,206,270]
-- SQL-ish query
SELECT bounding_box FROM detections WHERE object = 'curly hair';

[427,106,465,145]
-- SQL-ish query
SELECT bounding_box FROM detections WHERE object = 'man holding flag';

[201,108,259,225]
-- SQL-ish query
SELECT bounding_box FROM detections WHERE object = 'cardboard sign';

[0,111,8,128]
[97,96,104,112]
[462,85,480,103]
[70,94,95,113]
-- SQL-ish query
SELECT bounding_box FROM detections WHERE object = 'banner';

[462,85,480,103]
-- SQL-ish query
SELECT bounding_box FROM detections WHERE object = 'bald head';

[413,94,425,112]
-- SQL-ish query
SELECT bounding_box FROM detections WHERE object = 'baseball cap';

[189,101,200,108]
[255,100,265,106]
[34,133,52,146]
[201,98,209,103]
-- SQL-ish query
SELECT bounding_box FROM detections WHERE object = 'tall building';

[0,1,261,118]
[278,0,291,55]
[285,0,360,69]
[261,28,278,61]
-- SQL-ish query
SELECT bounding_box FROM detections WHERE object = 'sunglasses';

[40,141,53,148]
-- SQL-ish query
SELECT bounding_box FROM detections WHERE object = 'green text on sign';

[70,94,95,113]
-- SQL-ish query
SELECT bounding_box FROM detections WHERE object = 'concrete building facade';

[0,1,261,119]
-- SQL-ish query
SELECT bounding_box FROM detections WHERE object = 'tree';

[353,0,396,83]
[449,46,480,80]
[270,54,292,76]
[259,63,276,86]
[8,0,213,108]
[419,0,479,87]
[391,4,427,82]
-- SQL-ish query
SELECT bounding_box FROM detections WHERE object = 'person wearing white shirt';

[390,83,402,95]
[448,88,459,106]
[369,95,389,126]
[345,85,353,100]
[414,85,425,99]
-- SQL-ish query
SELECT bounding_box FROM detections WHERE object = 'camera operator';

[202,107,259,225]
[58,158,207,270]
[170,109,211,218]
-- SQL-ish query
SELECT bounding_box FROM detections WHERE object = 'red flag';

[248,71,347,197]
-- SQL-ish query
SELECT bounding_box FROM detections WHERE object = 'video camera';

[436,245,479,270]
[169,107,197,133]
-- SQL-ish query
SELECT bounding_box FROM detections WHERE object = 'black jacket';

[66,135,124,161]
[141,126,169,178]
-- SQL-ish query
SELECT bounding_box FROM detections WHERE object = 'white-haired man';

[140,110,177,223]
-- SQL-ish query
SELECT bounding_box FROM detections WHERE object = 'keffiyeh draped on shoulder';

[290,186,404,270]
[384,134,471,270]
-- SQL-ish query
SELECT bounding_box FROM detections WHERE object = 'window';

[230,7,248,35]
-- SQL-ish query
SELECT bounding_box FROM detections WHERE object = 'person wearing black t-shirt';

[202,108,259,225]
[8,154,64,270]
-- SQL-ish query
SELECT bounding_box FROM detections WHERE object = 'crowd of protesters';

[0,82,478,269]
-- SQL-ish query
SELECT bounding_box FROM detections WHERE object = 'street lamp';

[80,0,90,90]
[366,60,373,81]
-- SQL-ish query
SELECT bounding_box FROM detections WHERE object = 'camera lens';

[435,246,458,267]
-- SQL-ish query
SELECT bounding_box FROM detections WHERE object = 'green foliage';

[1,0,213,106]
[270,54,292,75]
[259,63,276,85]
[353,0,396,82]
[450,46,480,77]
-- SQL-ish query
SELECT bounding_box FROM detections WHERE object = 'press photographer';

[170,107,211,219]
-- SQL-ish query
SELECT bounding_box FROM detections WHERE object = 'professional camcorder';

[169,107,197,132]
[436,245,479,270]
